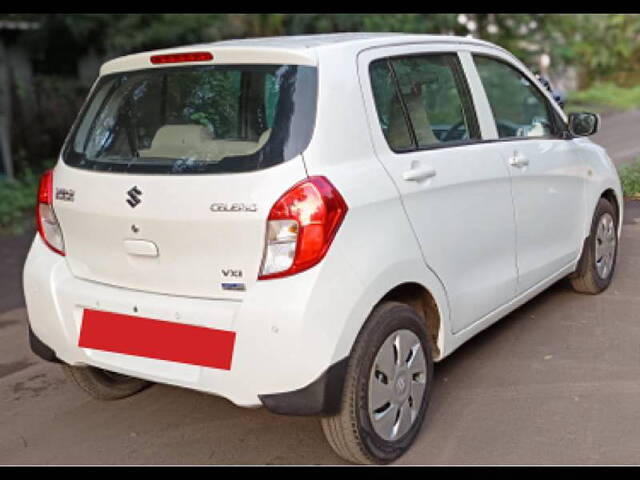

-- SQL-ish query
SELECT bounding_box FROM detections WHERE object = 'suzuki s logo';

[126,186,143,208]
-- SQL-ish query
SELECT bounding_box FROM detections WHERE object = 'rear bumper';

[23,235,359,411]
[28,325,62,364]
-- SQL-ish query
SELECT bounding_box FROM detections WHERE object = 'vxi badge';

[221,268,245,291]
[210,203,257,213]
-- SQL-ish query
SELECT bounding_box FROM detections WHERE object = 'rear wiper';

[126,125,139,158]
[122,97,139,158]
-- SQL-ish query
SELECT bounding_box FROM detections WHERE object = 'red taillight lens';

[150,52,213,65]
[36,170,65,256]
[258,176,348,280]
[37,170,53,204]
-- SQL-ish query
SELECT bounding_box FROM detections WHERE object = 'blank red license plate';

[78,309,236,370]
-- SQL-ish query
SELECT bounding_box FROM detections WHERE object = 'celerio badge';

[210,203,257,213]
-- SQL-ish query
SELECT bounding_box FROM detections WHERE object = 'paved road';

[1,110,640,465]
[592,109,640,167]
[2,206,640,465]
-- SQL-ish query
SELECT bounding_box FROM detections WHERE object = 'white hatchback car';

[24,33,622,464]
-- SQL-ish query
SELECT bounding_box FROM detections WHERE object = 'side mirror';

[568,112,600,137]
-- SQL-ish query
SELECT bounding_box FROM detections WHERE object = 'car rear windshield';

[63,64,317,174]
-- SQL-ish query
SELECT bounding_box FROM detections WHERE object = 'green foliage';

[619,160,640,198]
[10,14,226,57]
[565,83,640,113]
[0,169,39,235]
[283,14,460,36]
[3,13,640,180]
[103,14,226,54]
[567,15,640,87]
[6,13,640,88]
[11,76,88,174]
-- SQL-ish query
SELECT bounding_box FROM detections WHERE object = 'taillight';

[258,176,348,280]
[150,52,213,64]
[36,170,65,256]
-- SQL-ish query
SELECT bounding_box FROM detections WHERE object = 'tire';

[569,197,619,294]
[320,301,434,464]
[62,364,152,401]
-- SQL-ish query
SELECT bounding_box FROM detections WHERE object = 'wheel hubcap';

[594,212,616,280]
[368,329,427,441]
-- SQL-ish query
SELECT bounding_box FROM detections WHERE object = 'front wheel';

[320,302,434,464]
[569,197,619,294]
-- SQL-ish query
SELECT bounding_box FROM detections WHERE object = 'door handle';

[508,153,529,168]
[403,166,437,182]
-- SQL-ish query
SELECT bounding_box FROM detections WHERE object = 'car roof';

[212,32,412,49]
[203,32,498,51]
[100,33,506,76]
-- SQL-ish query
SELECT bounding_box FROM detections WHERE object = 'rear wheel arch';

[376,282,442,359]
[321,298,435,464]
[259,283,443,417]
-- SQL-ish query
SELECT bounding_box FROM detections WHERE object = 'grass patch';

[619,160,640,199]
[565,82,640,114]
[0,170,39,235]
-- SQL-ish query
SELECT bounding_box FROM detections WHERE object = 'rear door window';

[369,53,480,152]
[369,59,415,152]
